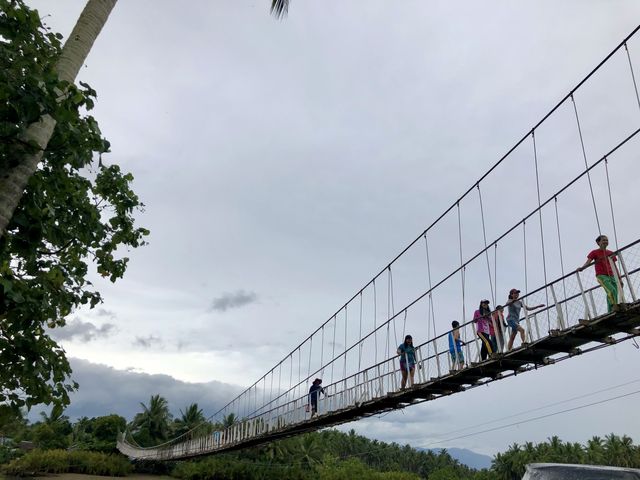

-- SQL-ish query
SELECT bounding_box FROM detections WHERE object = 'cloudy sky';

[24,0,640,456]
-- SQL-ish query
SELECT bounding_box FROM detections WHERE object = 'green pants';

[596,274,618,313]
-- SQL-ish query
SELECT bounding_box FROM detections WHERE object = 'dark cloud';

[133,335,162,348]
[210,290,258,313]
[95,308,116,318]
[49,318,115,343]
[28,358,243,422]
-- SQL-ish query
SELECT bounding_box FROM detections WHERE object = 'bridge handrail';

[119,238,640,458]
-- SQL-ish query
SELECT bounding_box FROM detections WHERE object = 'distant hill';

[422,447,493,470]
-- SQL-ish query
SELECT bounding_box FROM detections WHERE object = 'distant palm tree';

[130,394,171,445]
[295,434,323,469]
[174,403,207,437]
[222,412,237,428]
[586,435,605,464]
[39,405,66,425]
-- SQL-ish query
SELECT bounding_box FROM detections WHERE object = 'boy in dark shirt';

[308,378,325,416]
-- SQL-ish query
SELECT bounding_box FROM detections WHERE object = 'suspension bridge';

[117,26,640,460]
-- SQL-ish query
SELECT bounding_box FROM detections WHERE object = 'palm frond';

[270,0,289,19]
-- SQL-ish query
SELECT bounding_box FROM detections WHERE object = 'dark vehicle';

[523,463,640,479]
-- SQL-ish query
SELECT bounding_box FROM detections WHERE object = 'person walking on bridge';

[397,335,416,389]
[448,321,465,370]
[578,235,622,313]
[506,289,544,350]
[308,378,325,417]
[474,300,495,361]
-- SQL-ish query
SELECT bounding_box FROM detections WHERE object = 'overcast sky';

[24,0,640,456]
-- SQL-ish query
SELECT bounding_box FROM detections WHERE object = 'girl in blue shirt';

[397,335,416,389]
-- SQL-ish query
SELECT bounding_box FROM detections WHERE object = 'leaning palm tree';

[0,0,118,239]
[222,412,237,428]
[270,0,290,18]
[1,0,292,238]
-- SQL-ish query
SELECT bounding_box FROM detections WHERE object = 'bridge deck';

[118,301,640,460]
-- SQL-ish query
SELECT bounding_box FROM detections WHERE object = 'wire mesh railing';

[118,239,640,460]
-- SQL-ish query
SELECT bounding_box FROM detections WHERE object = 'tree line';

[2,396,640,479]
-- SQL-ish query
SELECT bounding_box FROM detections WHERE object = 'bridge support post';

[524,309,533,342]
[433,340,442,377]
[576,272,593,320]
[550,284,565,329]
[390,362,398,392]
[618,252,637,302]
[363,370,370,403]
[532,312,541,340]
[416,348,426,383]
[588,290,598,317]
[609,255,627,304]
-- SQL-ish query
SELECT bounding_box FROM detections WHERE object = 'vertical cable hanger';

[532,130,550,324]
[604,157,620,249]
[494,242,499,304]
[477,184,495,304]
[277,362,282,400]
[554,197,569,321]
[269,368,274,410]
[343,306,348,380]
[457,202,466,323]
[424,234,437,379]
[424,234,437,338]
[373,279,378,364]
[307,337,313,384]
[320,325,325,377]
[358,291,364,371]
[401,309,408,339]
[288,354,293,401]
[388,266,397,345]
[330,315,337,385]
[523,220,528,295]
[385,266,394,374]
[624,42,640,114]
[571,93,602,233]
[297,348,301,399]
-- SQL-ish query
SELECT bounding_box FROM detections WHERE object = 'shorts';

[507,319,520,331]
[450,350,464,363]
[399,362,415,372]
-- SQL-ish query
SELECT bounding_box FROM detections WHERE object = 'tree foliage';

[72,414,126,453]
[492,434,640,480]
[173,403,210,438]
[130,395,172,447]
[0,0,148,411]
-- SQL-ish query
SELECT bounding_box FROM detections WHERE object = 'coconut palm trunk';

[0,0,118,239]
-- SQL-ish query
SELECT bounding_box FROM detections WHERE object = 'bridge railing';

[231,239,640,441]
[420,239,640,375]
[118,239,640,459]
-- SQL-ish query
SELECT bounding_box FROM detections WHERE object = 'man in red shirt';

[578,235,622,313]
